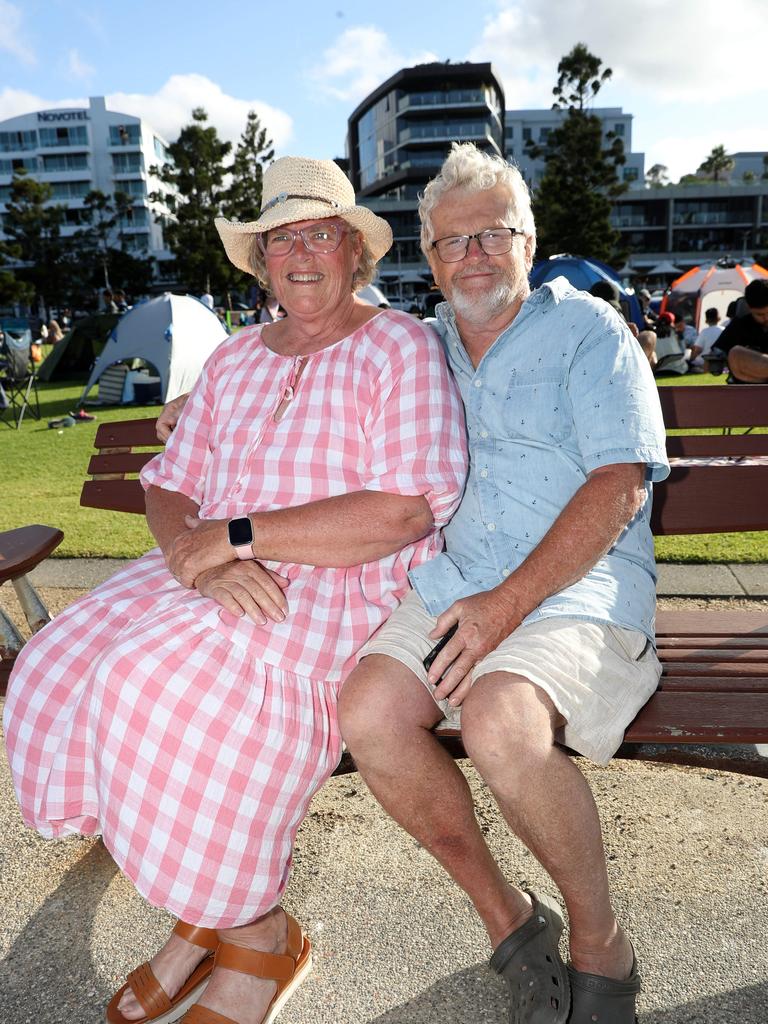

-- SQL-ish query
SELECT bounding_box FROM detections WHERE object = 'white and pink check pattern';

[4,310,467,926]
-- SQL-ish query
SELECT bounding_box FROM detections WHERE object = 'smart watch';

[228,516,254,560]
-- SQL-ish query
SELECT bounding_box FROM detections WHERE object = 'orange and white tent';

[662,259,768,330]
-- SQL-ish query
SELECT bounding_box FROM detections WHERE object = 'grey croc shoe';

[489,890,570,1024]
[567,954,641,1024]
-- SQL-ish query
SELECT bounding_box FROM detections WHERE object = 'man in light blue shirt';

[341,142,669,1024]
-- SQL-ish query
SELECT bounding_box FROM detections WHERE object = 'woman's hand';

[195,561,290,624]
[157,392,190,442]
[166,516,233,587]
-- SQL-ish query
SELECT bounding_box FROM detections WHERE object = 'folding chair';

[0,328,41,428]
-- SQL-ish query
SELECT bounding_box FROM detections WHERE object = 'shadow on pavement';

[2,840,117,1023]
[367,965,768,1024]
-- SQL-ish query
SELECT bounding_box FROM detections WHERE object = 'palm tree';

[698,145,735,183]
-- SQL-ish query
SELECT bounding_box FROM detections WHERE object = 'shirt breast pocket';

[503,368,570,444]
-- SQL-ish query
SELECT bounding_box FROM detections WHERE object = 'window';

[623,167,639,182]
[0,130,38,152]
[116,178,146,196]
[153,137,168,161]
[113,152,143,174]
[39,126,88,147]
[42,153,89,172]
[613,123,625,137]
[50,180,91,199]
[505,125,514,139]
[0,156,39,174]
[522,127,532,142]
[109,124,141,146]
[539,127,550,141]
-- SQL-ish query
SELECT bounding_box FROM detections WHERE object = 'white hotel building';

[0,96,175,262]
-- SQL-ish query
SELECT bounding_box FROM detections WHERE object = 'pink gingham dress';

[4,310,467,927]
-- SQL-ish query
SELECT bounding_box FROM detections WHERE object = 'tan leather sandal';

[106,921,219,1024]
[180,913,311,1024]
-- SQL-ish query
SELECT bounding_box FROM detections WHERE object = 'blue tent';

[529,255,644,330]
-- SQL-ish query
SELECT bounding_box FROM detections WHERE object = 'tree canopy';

[697,145,735,183]
[527,44,626,264]
[151,107,274,297]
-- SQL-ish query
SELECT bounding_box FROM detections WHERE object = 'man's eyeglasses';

[431,227,523,263]
[259,222,346,257]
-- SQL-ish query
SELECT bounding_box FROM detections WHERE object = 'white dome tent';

[79,294,229,405]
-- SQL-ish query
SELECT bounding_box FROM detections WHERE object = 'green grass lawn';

[1,381,155,558]
[2,376,766,562]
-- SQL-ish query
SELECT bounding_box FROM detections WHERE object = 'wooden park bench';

[2,384,768,776]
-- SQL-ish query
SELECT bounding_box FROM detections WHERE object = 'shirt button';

[502,567,510,577]
[474,379,483,388]
[480,469,489,478]
[480,429,489,438]
[487,522,496,532]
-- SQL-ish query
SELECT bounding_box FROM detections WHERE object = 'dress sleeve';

[139,352,219,505]
[362,317,468,526]
[568,308,670,483]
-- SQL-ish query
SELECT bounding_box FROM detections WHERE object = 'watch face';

[228,517,253,546]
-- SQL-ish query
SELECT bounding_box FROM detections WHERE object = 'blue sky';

[1,0,765,183]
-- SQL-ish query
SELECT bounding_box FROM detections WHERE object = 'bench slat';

[80,479,147,515]
[625,692,768,743]
[650,464,768,534]
[657,384,768,429]
[93,418,160,450]
[87,452,157,476]
[658,674,768,693]
[660,648,768,663]
[657,636,768,649]
[656,611,768,636]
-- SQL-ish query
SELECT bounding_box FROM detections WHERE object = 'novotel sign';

[37,110,90,123]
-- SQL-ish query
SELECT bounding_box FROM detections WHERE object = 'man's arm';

[167,491,435,588]
[427,462,647,704]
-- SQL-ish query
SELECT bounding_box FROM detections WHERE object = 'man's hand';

[166,515,232,587]
[156,392,190,442]
[426,587,524,708]
[195,561,290,624]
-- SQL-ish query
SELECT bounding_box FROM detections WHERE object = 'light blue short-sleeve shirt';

[409,277,670,642]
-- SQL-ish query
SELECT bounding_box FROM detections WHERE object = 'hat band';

[259,193,342,215]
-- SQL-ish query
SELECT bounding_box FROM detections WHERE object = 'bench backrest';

[80,384,768,536]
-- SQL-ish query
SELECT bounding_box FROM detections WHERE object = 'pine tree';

[224,110,274,223]
[526,44,626,264]
[150,108,235,295]
[2,171,69,311]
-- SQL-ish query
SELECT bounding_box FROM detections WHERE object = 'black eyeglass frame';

[430,226,525,263]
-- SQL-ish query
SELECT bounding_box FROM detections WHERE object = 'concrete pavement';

[1,565,767,1023]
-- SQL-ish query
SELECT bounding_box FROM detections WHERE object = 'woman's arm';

[167,490,434,588]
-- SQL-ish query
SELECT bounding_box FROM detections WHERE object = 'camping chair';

[0,328,41,429]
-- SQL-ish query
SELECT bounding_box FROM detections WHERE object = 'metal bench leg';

[11,575,52,634]
[0,600,26,665]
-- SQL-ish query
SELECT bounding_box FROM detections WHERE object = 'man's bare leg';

[727,345,768,382]
[460,673,634,981]
[339,655,534,947]
[340,658,633,980]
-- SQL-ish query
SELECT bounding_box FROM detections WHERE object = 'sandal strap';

[215,942,296,983]
[182,1006,237,1024]
[174,921,220,952]
[125,962,172,1018]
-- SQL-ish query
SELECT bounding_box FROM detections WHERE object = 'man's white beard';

[448,268,528,324]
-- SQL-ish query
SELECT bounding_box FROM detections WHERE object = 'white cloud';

[66,48,95,81]
[108,75,293,150]
[471,0,766,105]
[0,76,293,152]
[309,26,438,103]
[0,0,36,66]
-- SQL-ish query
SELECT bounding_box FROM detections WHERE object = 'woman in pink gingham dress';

[3,158,467,1024]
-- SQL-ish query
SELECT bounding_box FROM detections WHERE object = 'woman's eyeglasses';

[260,222,346,257]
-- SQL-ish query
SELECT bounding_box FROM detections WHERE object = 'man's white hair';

[419,142,536,259]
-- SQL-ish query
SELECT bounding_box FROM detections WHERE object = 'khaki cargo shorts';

[358,590,661,765]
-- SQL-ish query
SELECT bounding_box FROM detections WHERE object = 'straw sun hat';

[215,157,393,274]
